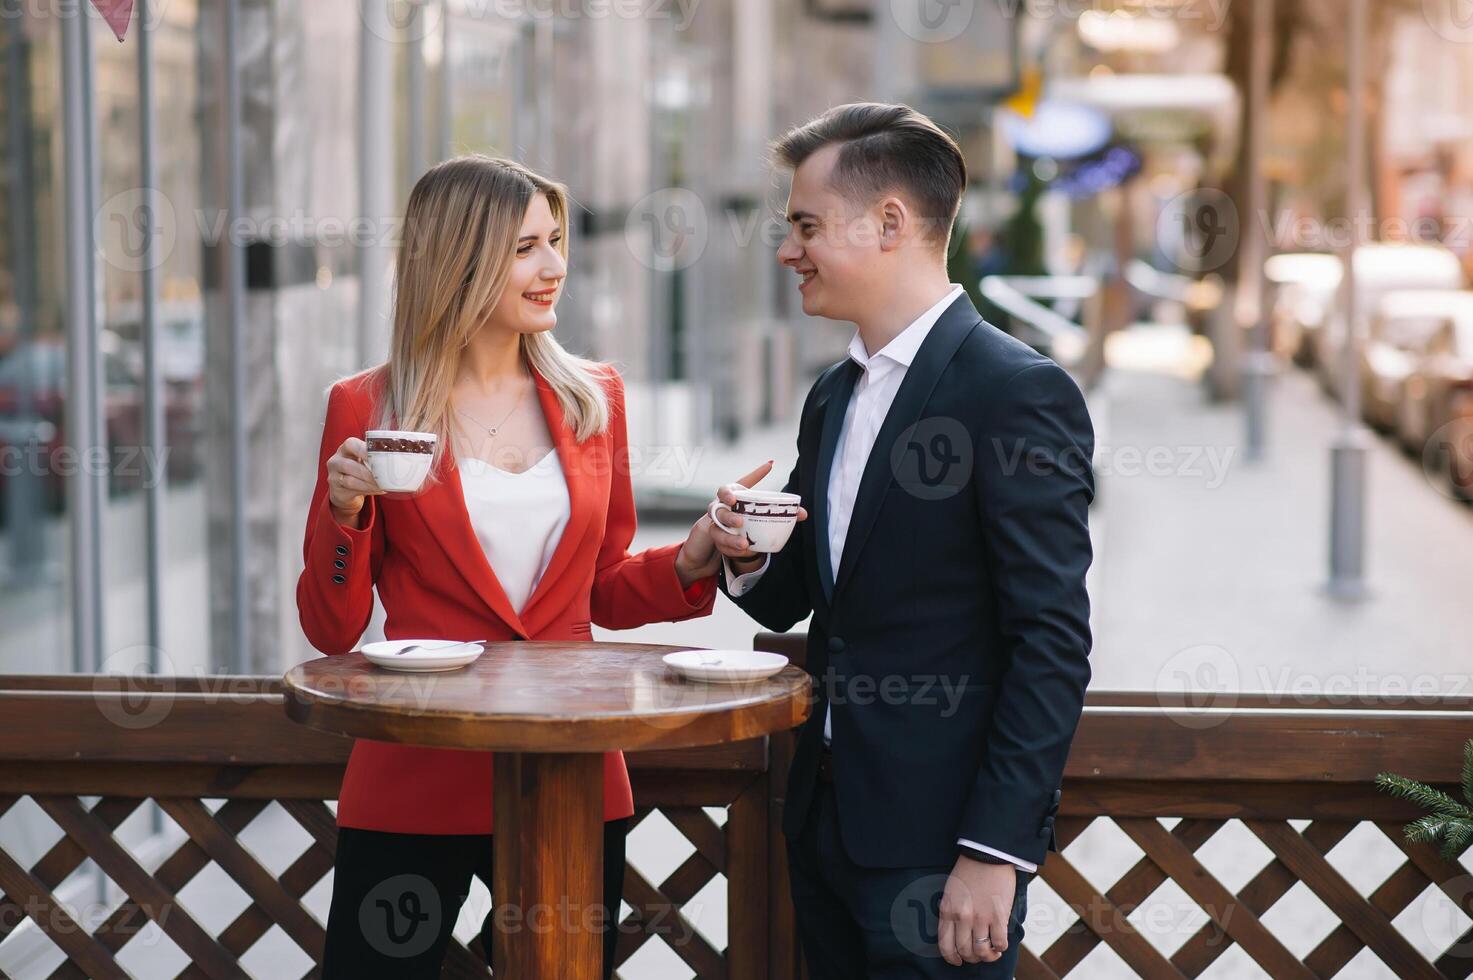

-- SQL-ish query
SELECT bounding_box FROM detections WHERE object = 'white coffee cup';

[709,489,802,553]
[365,430,437,493]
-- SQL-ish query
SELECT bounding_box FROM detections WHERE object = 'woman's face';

[485,192,566,336]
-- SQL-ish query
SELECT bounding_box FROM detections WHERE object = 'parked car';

[1360,290,1464,432]
[0,333,204,529]
[1393,295,1473,499]
[1314,244,1464,399]
[1264,252,1341,367]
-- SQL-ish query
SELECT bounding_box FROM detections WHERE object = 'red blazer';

[296,362,716,835]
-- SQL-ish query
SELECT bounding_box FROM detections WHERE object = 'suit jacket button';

[333,559,346,569]
[335,545,349,556]
[331,574,346,584]
[828,637,845,653]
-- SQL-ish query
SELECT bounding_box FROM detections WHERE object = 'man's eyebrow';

[788,210,819,224]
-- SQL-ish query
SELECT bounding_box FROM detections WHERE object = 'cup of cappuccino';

[365,430,437,493]
[708,490,802,553]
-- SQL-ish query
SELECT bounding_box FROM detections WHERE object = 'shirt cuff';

[957,838,1038,874]
[722,554,771,596]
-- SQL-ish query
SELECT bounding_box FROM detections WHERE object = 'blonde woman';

[299,155,746,977]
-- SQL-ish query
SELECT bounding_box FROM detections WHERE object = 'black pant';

[788,780,1029,978]
[322,819,628,979]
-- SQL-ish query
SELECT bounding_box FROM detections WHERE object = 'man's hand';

[937,854,1016,966]
[676,462,803,587]
[708,461,808,570]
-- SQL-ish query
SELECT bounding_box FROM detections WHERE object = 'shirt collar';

[846,284,964,373]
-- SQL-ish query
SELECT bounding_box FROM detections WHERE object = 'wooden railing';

[0,673,782,979]
[1,634,1470,978]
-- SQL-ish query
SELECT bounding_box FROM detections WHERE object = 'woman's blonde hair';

[374,154,610,475]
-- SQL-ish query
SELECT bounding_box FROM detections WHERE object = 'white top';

[458,449,570,615]
[722,284,1035,872]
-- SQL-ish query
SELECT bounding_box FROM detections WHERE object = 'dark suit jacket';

[719,294,1094,869]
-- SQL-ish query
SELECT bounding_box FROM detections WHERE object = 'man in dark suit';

[706,103,1094,977]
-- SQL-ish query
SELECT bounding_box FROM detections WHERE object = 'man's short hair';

[772,102,967,244]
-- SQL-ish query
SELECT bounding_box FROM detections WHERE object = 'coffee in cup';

[365,430,437,493]
[709,490,802,552]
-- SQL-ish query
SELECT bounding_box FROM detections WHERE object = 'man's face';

[776,144,883,323]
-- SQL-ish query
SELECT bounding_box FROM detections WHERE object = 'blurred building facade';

[1,0,1023,675]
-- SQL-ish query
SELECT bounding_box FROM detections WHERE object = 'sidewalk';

[1088,324,1473,697]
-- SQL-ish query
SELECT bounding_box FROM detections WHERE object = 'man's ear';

[877,196,908,252]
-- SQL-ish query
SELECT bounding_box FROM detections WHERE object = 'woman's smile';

[523,285,559,307]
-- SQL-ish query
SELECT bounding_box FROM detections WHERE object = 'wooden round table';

[282,640,810,978]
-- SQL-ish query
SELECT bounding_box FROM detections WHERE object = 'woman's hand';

[674,460,808,588]
[326,436,384,529]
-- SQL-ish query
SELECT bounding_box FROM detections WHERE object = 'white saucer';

[361,639,484,672]
[662,649,789,684]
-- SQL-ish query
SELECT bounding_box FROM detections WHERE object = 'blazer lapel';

[516,367,592,635]
[831,294,980,600]
[813,359,860,604]
[409,364,589,640]
[416,459,531,639]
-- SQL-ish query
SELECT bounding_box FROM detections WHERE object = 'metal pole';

[137,0,165,674]
[1328,0,1369,600]
[437,0,452,161]
[224,0,249,669]
[62,0,103,674]
[360,0,395,366]
[1242,0,1273,461]
[4,13,46,585]
[407,1,426,182]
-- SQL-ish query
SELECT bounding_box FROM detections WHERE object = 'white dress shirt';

[723,284,1036,872]
[459,449,570,614]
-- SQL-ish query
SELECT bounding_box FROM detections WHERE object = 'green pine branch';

[1376,739,1473,863]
